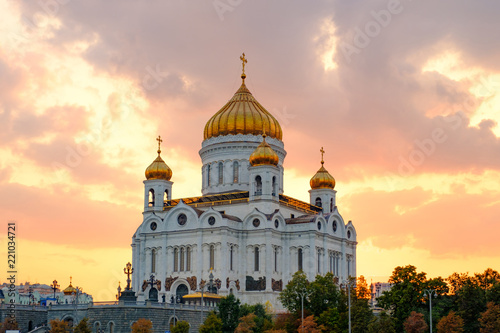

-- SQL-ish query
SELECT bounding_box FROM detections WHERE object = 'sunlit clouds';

[1,0,499,300]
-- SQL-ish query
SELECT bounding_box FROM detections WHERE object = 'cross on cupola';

[156,135,162,154]
[320,147,325,165]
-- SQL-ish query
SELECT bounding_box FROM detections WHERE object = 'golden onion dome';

[249,133,279,166]
[203,53,283,141]
[63,277,77,295]
[310,147,335,189]
[145,136,172,181]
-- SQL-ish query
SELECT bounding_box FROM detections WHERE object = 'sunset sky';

[1,0,499,301]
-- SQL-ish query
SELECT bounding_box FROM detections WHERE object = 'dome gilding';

[249,134,279,166]
[145,136,172,181]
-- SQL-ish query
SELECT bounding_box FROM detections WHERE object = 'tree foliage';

[367,311,396,333]
[171,320,190,333]
[218,294,241,333]
[437,311,464,333]
[74,318,91,333]
[131,318,153,333]
[299,315,324,333]
[0,318,18,333]
[278,271,310,314]
[49,320,70,333]
[235,313,257,333]
[479,302,500,333]
[200,312,223,333]
[404,311,428,333]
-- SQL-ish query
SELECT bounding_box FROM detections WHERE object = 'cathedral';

[131,55,357,310]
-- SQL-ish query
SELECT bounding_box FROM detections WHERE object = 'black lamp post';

[51,279,59,301]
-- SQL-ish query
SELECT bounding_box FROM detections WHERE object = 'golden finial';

[70,276,72,285]
[262,127,267,139]
[320,147,325,165]
[156,135,162,154]
[240,53,248,80]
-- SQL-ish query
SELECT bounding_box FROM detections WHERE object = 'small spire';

[240,53,248,81]
[156,135,163,155]
[320,147,325,165]
[262,127,267,140]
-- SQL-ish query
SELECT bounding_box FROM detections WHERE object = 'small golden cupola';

[145,136,172,181]
[310,147,335,189]
[63,276,77,295]
[203,53,283,141]
[249,132,279,166]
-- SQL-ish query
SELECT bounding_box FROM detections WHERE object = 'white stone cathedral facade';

[131,58,357,310]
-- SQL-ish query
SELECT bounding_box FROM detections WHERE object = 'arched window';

[233,161,239,183]
[315,197,322,208]
[347,257,351,277]
[272,176,276,196]
[330,198,334,212]
[230,246,234,271]
[298,248,303,271]
[218,162,224,184]
[207,164,211,186]
[109,322,114,333]
[255,176,262,195]
[254,247,260,271]
[149,189,155,207]
[209,245,215,270]
[151,249,156,273]
[173,248,178,272]
[164,190,169,206]
[186,247,191,271]
[180,248,185,271]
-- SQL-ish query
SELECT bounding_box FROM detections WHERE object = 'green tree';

[455,277,486,333]
[403,311,428,333]
[200,312,223,333]
[278,271,310,314]
[367,311,396,333]
[479,302,500,333]
[317,307,341,332]
[171,320,190,333]
[308,272,341,316]
[73,318,91,333]
[218,294,241,333]
[131,319,152,333]
[378,265,428,332]
[437,311,464,333]
[351,276,374,332]
[49,320,70,333]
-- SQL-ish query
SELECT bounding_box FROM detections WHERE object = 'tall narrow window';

[233,161,239,183]
[218,162,224,184]
[317,249,321,274]
[149,189,155,207]
[315,197,322,208]
[330,198,334,212]
[173,248,178,272]
[254,247,260,271]
[207,165,211,187]
[186,247,191,271]
[274,247,278,272]
[329,253,333,273]
[151,249,156,273]
[180,248,185,271]
[209,245,215,270]
[164,190,169,206]
[255,176,262,195]
[272,176,276,196]
[298,248,303,271]
[347,258,351,277]
[230,246,234,271]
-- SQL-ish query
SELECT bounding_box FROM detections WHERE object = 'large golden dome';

[203,55,282,141]
[145,136,172,181]
[310,147,335,189]
[63,277,77,295]
[249,134,279,166]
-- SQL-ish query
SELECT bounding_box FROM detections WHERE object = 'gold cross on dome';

[240,53,247,75]
[156,135,162,152]
[320,147,325,164]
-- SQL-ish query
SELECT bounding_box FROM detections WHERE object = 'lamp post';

[51,280,59,301]
[297,289,309,333]
[124,262,133,290]
[171,295,181,327]
[424,289,437,333]
[343,279,352,333]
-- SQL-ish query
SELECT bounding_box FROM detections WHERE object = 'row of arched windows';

[314,197,334,211]
[173,247,192,272]
[206,161,240,187]
[254,176,278,196]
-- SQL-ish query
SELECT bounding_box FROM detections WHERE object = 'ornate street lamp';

[124,262,133,290]
[51,279,59,300]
